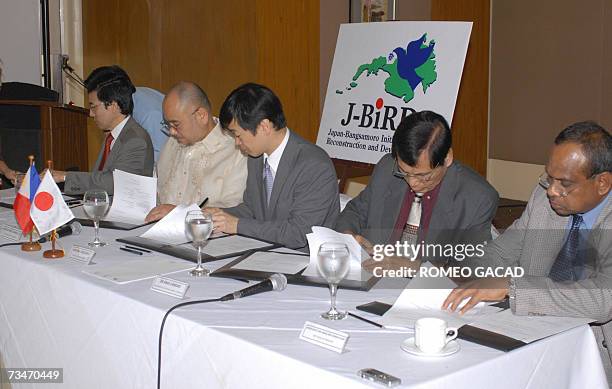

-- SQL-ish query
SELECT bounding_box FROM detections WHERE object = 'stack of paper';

[302,226,367,281]
[83,257,194,284]
[382,263,500,329]
[140,204,200,245]
[104,170,157,224]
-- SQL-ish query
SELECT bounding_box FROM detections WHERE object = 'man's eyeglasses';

[538,172,595,198]
[89,103,104,112]
[392,159,440,182]
[160,108,200,134]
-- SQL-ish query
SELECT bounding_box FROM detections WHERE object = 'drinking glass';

[184,210,213,277]
[83,190,110,247]
[317,242,350,320]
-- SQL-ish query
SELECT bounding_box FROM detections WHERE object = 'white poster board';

[317,22,472,164]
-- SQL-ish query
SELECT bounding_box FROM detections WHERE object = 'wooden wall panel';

[83,0,320,162]
[160,0,257,112]
[255,0,320,142]
[83,0,163,168]
[431,0,489,176]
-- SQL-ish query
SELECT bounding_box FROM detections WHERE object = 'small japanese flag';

[30,172,74,236]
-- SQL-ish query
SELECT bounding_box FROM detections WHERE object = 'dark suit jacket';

[336,154,499,250]
[64,117,154,195]
[224,131,340,250]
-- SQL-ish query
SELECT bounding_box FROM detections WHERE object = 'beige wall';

[487,0,612,200]
[489,0,612,165]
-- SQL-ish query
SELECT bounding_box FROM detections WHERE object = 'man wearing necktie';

[207,83,340,250]
[443,121,612,383]
[51,65,154,194]
[336,111,499,271]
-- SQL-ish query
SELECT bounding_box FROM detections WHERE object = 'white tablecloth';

[0,206,607,389]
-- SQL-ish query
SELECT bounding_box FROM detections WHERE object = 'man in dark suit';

[208,83,340,250]
[443,122,612,382]
[336,111,499,271]
[51,65,154,194]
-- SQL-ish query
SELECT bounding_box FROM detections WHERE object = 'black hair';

[555,121,612,177]
[391,110,452,168]
[219,83,287,134]
[84,65,136,115]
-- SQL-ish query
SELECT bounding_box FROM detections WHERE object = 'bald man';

[145,82,247,222]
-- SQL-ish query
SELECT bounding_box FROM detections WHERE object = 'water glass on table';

[83,189,110,247]
[317,242,351,320]
[184,210,213,277]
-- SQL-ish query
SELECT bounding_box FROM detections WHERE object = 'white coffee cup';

[414,317,458,354]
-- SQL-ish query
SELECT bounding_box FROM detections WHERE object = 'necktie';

[98,133,114,171]
[263,158,274,205]
[549,214,584,281]
[400,193,423,258]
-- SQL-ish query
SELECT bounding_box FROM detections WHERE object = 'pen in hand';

[199,197,209,208]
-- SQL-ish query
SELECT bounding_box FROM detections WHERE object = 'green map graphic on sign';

[336,33,437,103]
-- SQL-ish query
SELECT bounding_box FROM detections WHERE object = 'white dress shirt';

[156,119,247,207]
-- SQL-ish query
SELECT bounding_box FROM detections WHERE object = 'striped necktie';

[263,158,274,205]
[400,193,423,257]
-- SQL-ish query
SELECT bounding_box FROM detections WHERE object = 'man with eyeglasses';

[336,110,499,271]
[144,82,246,222]
[442,121,612,382]
[52,65,154,194]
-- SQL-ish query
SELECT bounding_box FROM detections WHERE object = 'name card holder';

[69,245,96,264]
[299,321,349,353]
[151,276,189,299]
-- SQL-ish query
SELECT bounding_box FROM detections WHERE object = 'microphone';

[38,221,82,243]
[220,273,287,301]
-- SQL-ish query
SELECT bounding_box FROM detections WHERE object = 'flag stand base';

[21,242,41,251]
[43,249,64,259]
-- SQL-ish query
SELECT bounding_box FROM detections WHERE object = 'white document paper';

[232,250,309,274]
[193,235,272,257]
[302,226,367,281]
[471,309,593,343]
[83,257,193,284]
[140,204,200,245]
[104,170,157,225]
[382,263,499,329]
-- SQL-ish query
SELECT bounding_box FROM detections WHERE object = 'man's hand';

[442,277,510,314]
[145,204,176,223]
[42,169,66,183]
[5,169,17,182]
[362,256,422,274]
[207,207,238,234]
[350,233,374,255]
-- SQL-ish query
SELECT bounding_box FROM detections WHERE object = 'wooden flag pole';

[43,160,64,259]
[21,155,41,252]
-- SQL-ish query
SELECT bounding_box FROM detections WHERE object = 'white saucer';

[400,337,460,357]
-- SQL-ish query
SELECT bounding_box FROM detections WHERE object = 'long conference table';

[0,201,608,388]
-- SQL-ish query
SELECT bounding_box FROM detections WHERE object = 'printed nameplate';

[151,276,189,299]
[299,321,349,353]
[69,245,96,264]
[0,224,23,242]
